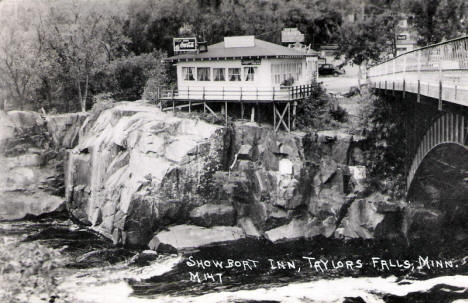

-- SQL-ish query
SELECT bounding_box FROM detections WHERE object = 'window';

[213,68,225,81]
[197,67,210,81]
[228,68,241,81]
[182,67,195,81]
[272,61,302,85]
[244,67,257,81]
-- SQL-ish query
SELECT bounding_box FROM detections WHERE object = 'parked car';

[318,64,345,77]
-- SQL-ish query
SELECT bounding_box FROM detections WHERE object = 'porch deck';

[158,84,315,103]
[157,84,316,132]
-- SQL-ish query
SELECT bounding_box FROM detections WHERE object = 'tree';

[338,11,398,65]
[41,0,131,111]
[402,0,468,46]
[0,0,48,110]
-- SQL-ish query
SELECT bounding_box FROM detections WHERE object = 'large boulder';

[148,224,246,252]
[265,218,315,243]
[189,204,236,227]
[335,199,385,239]
[66,102,228,246]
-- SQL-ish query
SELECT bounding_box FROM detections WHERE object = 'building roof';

[166,37,314,63]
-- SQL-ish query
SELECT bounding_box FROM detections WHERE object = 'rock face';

[66,102,229,246]
[65,101,411,250]
[0,110,86,220]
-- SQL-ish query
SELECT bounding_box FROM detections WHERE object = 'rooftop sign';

[224,36,255,48]
[281,28,304,43]
[173,37,198,52]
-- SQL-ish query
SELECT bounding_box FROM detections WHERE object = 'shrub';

[295,81,347,130]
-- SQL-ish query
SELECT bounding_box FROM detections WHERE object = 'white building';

[165,36,317,101]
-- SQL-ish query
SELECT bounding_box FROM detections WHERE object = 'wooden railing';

[367,36,468,107]
[158,84,315,102]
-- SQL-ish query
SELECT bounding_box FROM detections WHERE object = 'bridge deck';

[368,36,468,108]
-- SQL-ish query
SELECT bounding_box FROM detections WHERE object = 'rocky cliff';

[0,110,87,220]
[65,101,406,251]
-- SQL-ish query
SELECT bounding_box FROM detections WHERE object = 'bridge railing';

[367,36,468,107]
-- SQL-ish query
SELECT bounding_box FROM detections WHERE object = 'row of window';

[182,67,257,82]
[271,62,303,85]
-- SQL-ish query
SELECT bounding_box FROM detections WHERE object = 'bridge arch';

[407,112,468,193]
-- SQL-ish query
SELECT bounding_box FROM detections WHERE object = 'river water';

[1,217,468,303]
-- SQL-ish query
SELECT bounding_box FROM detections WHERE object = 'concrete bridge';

[367,36,468,198]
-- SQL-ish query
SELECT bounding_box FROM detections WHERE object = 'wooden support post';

[274,103,290,132]
[292,101,297,130]
[288,102,291,133]
[438,80,442,111]
[241,102,244,120]
[273,103,276,131]
[225,101,228,126]
[187,87,191,113]
[204,102,218,118]
[272,87,275,101]
[203,87,206,114]
[251,105,255,122]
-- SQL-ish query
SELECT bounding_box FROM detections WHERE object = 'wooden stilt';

[256,103,260,124]
[288,102,291,132]
[274,103,290,132]
[251,105,255,122]
[241,102,244,120]
[203,87,206,113]
[188,86,191,113]
[204,102,218,118]
[273,103,276,131]
[225,101,228,126]
[292,101,297,130]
